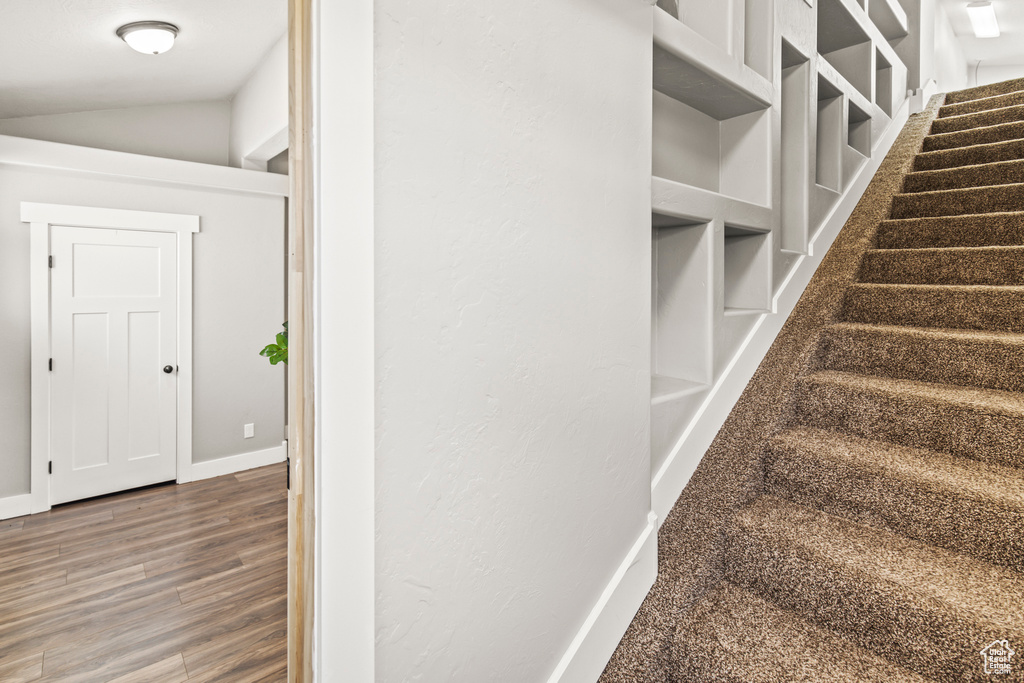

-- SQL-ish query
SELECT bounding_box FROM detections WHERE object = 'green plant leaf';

[260,322,289,366]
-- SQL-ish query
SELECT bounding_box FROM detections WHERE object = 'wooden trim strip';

[287,0,315,680]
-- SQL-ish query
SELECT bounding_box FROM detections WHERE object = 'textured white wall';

[974,63,1024,87]
[934,1,968,91]
[894,0,934,92]
[318,0,652,680]
[0,101,231,165]
[0,162,285,497]
[229,33,288,168]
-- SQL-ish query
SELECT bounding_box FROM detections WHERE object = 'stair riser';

[940,88,1024,114]
[859,248,1024,285]
[842,285,1024,333]
[890,185,1024,219]
[765,445,1024,571]
[914,139,1024,172]
[792,378,1024,468]
[903,162,1024,193]
[723,526,1015,682]
[923,121,1024,152]
[817,325,1024,392]
[876,215,1024,249]
[930,105,1024,135]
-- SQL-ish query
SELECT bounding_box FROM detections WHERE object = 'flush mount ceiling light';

[116,21,179,55]
[966,1,1000,38]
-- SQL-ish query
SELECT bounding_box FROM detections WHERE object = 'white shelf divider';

[653,8,772,121]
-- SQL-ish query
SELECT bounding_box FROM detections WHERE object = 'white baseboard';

[547,512,659,683]
[190,441,287,481]
[652,99,912,524]
[0,493,33,521]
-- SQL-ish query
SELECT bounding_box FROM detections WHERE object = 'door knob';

[163,365,174,374]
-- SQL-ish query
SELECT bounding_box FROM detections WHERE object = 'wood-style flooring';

[0,464,287,682]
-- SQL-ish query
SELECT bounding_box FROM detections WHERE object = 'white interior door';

[49,225,178,504]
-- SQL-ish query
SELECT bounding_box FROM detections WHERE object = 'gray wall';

[0,101,232,166]
[0,163,285,498]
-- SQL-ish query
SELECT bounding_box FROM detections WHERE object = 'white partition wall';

[312,1,918,680]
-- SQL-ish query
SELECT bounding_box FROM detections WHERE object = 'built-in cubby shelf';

[848,101,872,156]
[816,75,844,192]
[652,176,772,231]
[723,224,771,313]
[652,214,712,394]
[818,0,873,101]
[817,56,873,116]
[649,0,910,490]
[653,8,772,120]
[876,48,893,117]
[780,39,812,253]
[652,375,708,406]
[653,91,771,207]
[868,0,909,41]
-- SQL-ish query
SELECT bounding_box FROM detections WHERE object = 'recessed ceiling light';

[966,1,1000,38]
[116,21,179,55]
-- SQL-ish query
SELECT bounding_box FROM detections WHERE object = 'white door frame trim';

[21,201,200,513]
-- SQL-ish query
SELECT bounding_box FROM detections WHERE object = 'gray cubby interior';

[815,76,844,191]
[848,100,871,156]
[675,0,733,54]
[723,224,771,312]
[818,0,872,100]
[868,0,909,40]
[876,48,893,117]
[652,215,712,394]
[781,40,811,253]
[744,0,773,79]
[652,91,770,206]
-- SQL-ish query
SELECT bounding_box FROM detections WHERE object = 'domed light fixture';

[116,21,179,55]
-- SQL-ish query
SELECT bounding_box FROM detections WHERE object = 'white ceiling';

[2,1,1020,121]
[938,0,1024,66]
[0,0,287,119]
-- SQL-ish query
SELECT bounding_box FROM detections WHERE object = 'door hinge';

[48,255,53,268]
[48,461,52,474]
[49,358,53,371]
[286,456,291,490]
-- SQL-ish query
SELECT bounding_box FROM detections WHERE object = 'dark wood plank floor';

[0,464,287,682]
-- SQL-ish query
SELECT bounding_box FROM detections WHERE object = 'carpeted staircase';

[603,80,1024,682]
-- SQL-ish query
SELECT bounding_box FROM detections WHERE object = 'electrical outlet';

[244,423,255,439]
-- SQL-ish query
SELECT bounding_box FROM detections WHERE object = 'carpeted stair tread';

[672,581,933,683]
[859,246,1024,285]
[913,138,1024,171]
[817,322,1024,392]
[601,81,1024,683]
[930,103,1024,135]
[876,212,1024,249]
[937,90,1024,118]
[890,183,1024,219]
[724,496,1024,682]
[765,426,1024,570]
[792,370,1024,468]
[942,78,1024,105]
[841,282,1024,332]
[922,119,1024,152]
[902,158,1024,193]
